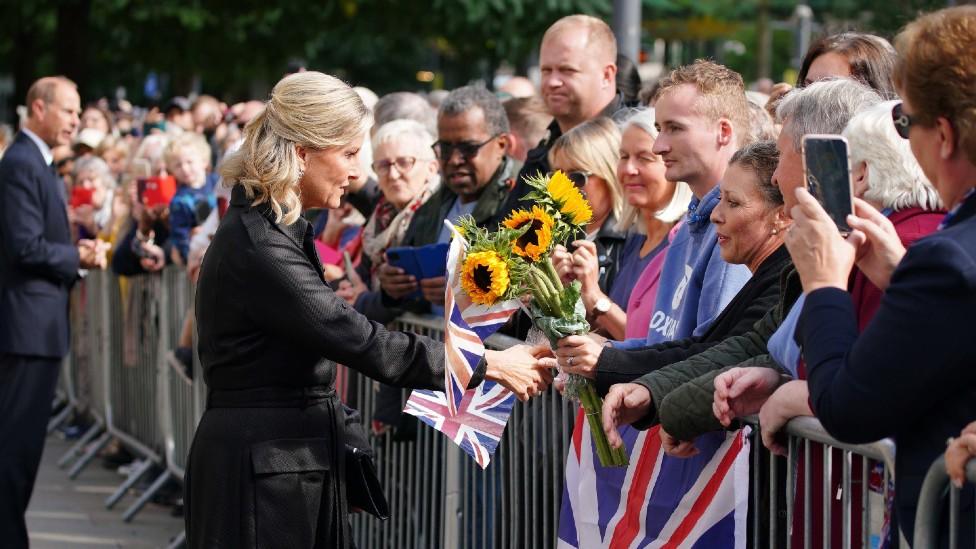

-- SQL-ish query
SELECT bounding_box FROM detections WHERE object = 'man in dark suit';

[0,76,108,548]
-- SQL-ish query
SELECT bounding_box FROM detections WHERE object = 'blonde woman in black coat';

[186,72,552,549]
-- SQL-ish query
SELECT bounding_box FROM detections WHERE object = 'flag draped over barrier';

[559,418,750,548]
[404,229,521,469]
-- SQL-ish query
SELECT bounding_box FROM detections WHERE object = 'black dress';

[186,185,481,548]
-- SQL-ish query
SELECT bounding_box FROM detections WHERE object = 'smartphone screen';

[803,135,854,232]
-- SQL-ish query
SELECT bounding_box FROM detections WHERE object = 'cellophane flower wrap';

[454,171,627,467]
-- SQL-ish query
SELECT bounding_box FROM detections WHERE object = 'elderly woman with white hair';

[186,72,552,549]
[68,156,116,240]
[335,118,441,321]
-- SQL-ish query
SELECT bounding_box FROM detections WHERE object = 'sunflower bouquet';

[455,171,627,467]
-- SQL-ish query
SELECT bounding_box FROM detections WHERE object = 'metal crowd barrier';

[55,267,197,535]
[55,270,942,548]
[915,456,976,548]
[344,314,575,549]
[742,415,903,548]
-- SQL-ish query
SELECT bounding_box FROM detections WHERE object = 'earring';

[297,166,305,181]
[771,227,780,235]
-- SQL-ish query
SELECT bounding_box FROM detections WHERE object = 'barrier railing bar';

[915,457,976,549]
[58,271,927,548]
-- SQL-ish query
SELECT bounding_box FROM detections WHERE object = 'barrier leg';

[57,419,104,468]
[105,458,155,509]
[47,401,73,434]
[122,469,173,522]
[166,530,186,549]
[67,431,112,479]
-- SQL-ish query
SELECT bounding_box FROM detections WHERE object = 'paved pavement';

[27,435,184,548]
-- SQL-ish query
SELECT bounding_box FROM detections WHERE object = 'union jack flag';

[404,226,521,468]
[559,413,750,548]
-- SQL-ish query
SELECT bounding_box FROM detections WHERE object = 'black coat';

[187,185,483,548]
[0,132,79,358]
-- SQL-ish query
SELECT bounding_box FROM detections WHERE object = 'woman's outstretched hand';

[484,345,554,402]
[712,367,783,427]
[602,383,653,449]
[555,334,605,379]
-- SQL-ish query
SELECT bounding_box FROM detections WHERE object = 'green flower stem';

[542,258,565,295]
[528,270,558,317]
[531,266,561,312]
[575,376,629,467]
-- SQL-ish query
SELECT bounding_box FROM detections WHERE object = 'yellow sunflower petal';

[503,209,534,230]
[509,206,555,261]
[460,251,510,305]
[545,170,592,225]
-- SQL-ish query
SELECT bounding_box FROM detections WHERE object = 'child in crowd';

[164,132,217,265]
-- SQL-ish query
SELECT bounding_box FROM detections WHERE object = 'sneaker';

[117,459,146,477]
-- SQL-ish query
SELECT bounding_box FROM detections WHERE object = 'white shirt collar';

[20,127,54,167]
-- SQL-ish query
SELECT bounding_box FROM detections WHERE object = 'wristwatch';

[591,297,612,318]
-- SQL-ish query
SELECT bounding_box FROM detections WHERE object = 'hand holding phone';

[802,135,854,233]
[70,187,94,208]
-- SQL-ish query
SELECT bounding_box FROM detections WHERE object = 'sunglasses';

[892,102,914,140]
[372,156,417,176]
[432,135,499,161]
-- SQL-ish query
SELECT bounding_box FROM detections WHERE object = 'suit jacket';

[0,132,79,358]
[800,196,976,543]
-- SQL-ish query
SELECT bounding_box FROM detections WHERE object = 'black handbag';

[344,445,390,520]
[342,404,390,520]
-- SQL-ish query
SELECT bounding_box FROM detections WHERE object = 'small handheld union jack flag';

[403,223,522,469]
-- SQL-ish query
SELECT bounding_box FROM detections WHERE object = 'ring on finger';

[567,356,574,367]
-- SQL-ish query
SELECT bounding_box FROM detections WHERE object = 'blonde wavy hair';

[221,71,372,225]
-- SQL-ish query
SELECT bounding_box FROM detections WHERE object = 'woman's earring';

[771,226,780,235]
[297,166,305,181]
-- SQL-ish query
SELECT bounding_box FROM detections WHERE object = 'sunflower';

[460,251,511,305]
[503,206,554,261]
[546,171,593,225]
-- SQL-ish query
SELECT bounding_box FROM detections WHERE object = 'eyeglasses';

[372,156,417,176]
[892,102,915,140]
[432,135,499,161]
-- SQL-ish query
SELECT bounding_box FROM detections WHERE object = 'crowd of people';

[2,5,975,548]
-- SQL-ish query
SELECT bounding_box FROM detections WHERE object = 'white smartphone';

[802,134,854,233]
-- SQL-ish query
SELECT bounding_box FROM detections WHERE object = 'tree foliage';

[0,0,952,118]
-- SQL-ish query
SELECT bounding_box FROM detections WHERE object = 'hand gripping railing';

[915,456,976,549]
[741,415,901,549]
